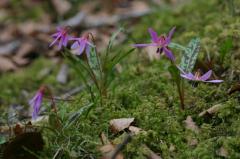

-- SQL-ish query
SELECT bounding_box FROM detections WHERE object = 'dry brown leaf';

[199,104,224,117]
[0,57,16,72]
[51,0,71,16]
[18,22,52,35]
[15,42,34,57]
[128,126,144,135]
[0,41,20,56]
[99,132,124,159]
[187,138,198,147]
[78,1,150,28]
[216,146,229,158]
[184,116,200,133]
[12,56,29,66]
[143,145,162,159]
[110,118,134,133]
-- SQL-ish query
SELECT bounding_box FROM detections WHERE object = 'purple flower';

[29,87,45,120]
[70,34,94,56]
[49,26,70,50]
[133,27,176,61]
[180,70,223,83]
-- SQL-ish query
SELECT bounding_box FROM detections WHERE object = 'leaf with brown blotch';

[110,118,134,133]
[183,116,200,133]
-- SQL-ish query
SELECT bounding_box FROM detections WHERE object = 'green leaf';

[169,42,186,51]
[0,136,7,145]
[88,48,101,78]
[220,37,233,62]
[179,38,200,73]
[107,28,124,53]
[64,103,94,129]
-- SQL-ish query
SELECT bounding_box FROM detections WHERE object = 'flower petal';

[166,27,176,44]
[148,28,158,43]
[77,41,86,55]
[205,80,223,83]
[71,41,79,49]
[180,73,196,81]
[163,47,175,61]
[200,70,212,81]
[133,43,157,47]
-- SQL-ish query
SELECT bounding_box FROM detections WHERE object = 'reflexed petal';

[200,70,212,81]
[77,41,86,55]
[63,36,69,47]
[166,27,176,44]
[180,73,195,81]
[71,41,79,49]
[133,43,157,47]
[148,28,158,43]
[163,47,175,61]
[49,34,61,47]
[51,32,60,38]
[205,80,223,83]
[58,37,64,50]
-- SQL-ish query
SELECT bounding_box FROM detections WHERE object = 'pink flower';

[180,70,223,83]
[133,27,176,61]
[70,34,94,56]
[49,26,70,50]
[29,87,45,120]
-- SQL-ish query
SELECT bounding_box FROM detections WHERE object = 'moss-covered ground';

[1,0,240,158]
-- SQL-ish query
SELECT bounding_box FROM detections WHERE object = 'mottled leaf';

[180,38,200,73]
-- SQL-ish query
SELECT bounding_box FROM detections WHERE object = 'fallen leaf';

[187,138,198,147]
[51,0,71,16]
[99,132,124,159]
[183,116,200,133]
[228,83,240,95]
[110,118,134,133]
[0,57,16,72]
[199,104,224,117]
[3,132,44,159]
[128,126,144,135]
[0,41,20,56]
[143,145,162,159]
[216,146,228,158]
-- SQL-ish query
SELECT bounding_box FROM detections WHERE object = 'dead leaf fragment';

[51,0,71,16]
[110,118,134,133]
[228,83,240,95]
[216,146,229,158]
[143,145,162,159]
[99,132,124,159]
[199,104,224,117]
[184,116,200,133]
[128,126,144,135]
[0,41,20,56]
[0,57,16,72]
